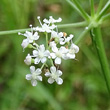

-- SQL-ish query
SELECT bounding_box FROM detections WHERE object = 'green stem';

[0,22,87,36]
[58,21,87,28]
[101,13,110,21]
[41,62,46,70]
[50,58,54,66]
[66,0,90,21]
[90,0,95,17]
[97,1,110,20]
[0,28,30,36]
[94,27,110,95]
[74,23,92,45]
[97,0,104,14]
[28,44,37,50]
[45,33,48,49]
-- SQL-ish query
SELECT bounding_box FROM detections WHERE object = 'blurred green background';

[0,0,110,110]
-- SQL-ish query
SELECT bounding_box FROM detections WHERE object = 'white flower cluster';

[19,16,79,86]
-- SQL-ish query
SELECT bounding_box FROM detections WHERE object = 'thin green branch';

[101,13,110,21]
[0,22,87,36]
[45,33,48,49]
[58,21,87,28]
[66,0,90,21]
[94,27,110,95]
[74,23,92,45]
[90,0,95,17]
[97,1,110,20]
[97,0,104,14]
[0,28,30,36]
[50,58,54,66]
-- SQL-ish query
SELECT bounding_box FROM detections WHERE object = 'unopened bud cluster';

[18,16,79,86]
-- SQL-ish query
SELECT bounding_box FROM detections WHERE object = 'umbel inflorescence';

[18,16,79,86]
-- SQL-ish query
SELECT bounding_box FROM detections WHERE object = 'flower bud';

[24,54,31,65]
[21,39,29,49]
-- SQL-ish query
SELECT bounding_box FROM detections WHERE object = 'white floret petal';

[30,66,35,73]
[31,80,37,86]
[48,77,55,84]
[26,74,32,80]
[55,57,61,64]
[50,66,56,73]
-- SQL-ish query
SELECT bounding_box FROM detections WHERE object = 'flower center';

[29,35,34,40]
[32,72,37,79]
[56,51,62,57]
[38,52,44,58]
[51,73,57,79]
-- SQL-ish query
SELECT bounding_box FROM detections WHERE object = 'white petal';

[35,68,42,75]
[26,74,32,80]
[24,31,32,38]
[39,45,45,52]
[34,58,40,64]
[67,53,75,59]
[55,57,61,64]
[50,53,56,59]
[59,46,68,53]
[52,46,58,53]
[69,34,74,39]
[60,41,65,45]
[44,50,50,57]
[33,50,38,56]
[57,17,62,22]
[58,32,63,38]
[56,70,62,76]
[36,76,42,81]
[56,78,63,85]
[30,66,35,73]
[50,24,56,29]
[33,32,39,40]
[71,43,79,53]
[48,77,54,84]
[24,54,31,65]
[49,41,56,47]
[50,66,56,73]
[41,57,46,63]
[45,72,51,77]
[51,31,57,38]
[43,18,49,24]
[21,39,29,49]
[31,80,37,86]
[62,54,68,60]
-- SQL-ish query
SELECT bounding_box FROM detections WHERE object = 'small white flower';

[49,41,57,52]
[50,46,68,64]
[33,44,50,64]
[21,39,29,49]
[43,16,62,24]
[19,31,39,43]
[23,31,39,43]
[45,66,63,85]
[60,34,74,45]
[33,16,57,33]
[49,41,56,47]
[65,43,79,59]
[51,31,64,43]
[33,24,56,33]
[24,54,32,65]
[26,66,42,86]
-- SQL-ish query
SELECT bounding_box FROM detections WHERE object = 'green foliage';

[0,0,110,110]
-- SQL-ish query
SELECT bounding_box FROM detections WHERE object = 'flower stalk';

[94,27,110,95]
[0,22,87,36]
[66,0,90,21]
